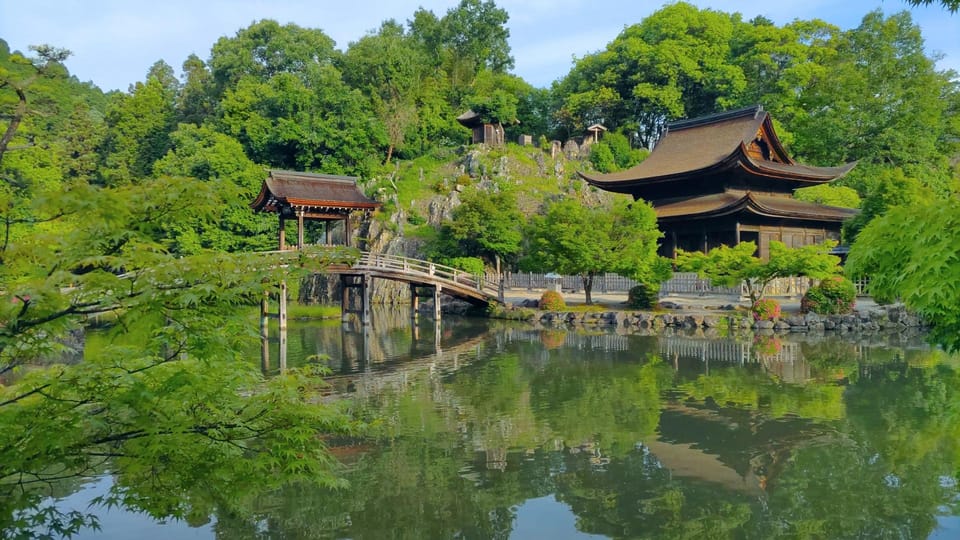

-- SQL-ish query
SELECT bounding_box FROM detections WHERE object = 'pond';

[44,311,960,538]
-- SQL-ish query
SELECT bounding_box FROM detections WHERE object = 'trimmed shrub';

[802,276,856,315]
[539,290,566,311]
[751,298,781,321]
[627,283,659,309]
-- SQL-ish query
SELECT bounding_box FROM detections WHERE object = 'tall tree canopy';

[553,2,746,145]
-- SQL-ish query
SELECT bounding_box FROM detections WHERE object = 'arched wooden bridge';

[334,251,503,306]
[296,250,505,324]
[261,248,504,327]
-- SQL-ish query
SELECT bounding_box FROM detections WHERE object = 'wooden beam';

[296,210,305,250]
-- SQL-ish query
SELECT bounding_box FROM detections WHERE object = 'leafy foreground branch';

[0,179,361,538]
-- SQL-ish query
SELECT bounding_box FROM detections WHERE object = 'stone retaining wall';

[523,304,924,333]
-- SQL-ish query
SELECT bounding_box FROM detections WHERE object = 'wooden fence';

[490,271,825,299]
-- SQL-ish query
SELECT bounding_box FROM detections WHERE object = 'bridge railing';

[352,252,500,299]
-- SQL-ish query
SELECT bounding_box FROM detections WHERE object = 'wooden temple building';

[579,106,858,258]
[457,109,506,145]
[250,170,380,250]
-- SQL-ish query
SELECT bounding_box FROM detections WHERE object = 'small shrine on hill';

[457,109,505,145]
[250,170,380,250]
[578,105,858,258]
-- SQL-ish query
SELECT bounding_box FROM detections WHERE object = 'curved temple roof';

[654,192,859,223]
[578,106,856,197]
[251,170,380,215]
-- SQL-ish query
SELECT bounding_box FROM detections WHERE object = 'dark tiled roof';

[250,170,380,213]
[457,110,482,128]
[655,192,859,222]
[578,106,855,188]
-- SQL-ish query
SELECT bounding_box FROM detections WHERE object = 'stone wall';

[502,303,925,335]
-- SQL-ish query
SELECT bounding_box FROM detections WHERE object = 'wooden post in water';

[361,274,371,326]
[410,283,420,320]
[278,323,287,373]
[433,284,442,320]
[341,275,351,323]
[339,274,369,324]
[279,280,288,331]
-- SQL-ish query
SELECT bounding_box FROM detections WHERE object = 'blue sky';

[0,0,957,91]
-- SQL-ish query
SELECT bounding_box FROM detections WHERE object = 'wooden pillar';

[278,280,288,330]
[345,214,352,248]
[671,230,678,259]
[323,221,329,245]
[410,283,420,320]
[279,215,286,251]
[433,284,442,320]
[735,222,741,245]
[296,210,305,250]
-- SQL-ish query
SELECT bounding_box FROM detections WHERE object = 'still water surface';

[61,310,960,538]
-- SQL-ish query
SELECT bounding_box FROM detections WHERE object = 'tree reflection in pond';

[15,322,960,539]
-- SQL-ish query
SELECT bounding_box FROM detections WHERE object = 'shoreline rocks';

[495,303,925,335]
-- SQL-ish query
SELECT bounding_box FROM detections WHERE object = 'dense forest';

[2,1,958,249]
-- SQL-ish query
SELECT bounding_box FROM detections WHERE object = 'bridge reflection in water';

[259,311,926,393]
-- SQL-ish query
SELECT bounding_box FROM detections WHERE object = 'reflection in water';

[40,314,960,539]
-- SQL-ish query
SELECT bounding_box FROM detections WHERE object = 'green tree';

[408,0,513,115]
[0,177,360,537]
[842,165,935,241]
[341,20,426,164]
[176,54,216,126]
[0,44,72,169]
[522,198,665,304]
[677,241,841,303]
[905,0,960,12]
[554,2,746,145]
[100,62,178,183]
[208,19,338,96]
[787,11,957,188]
[794,184,862,209]
[430,188,523,272]
[0,49,361,535]
[589,142,616,173]
[218,70,384,175]
[846,197,960,349]
[152,124,274,252]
